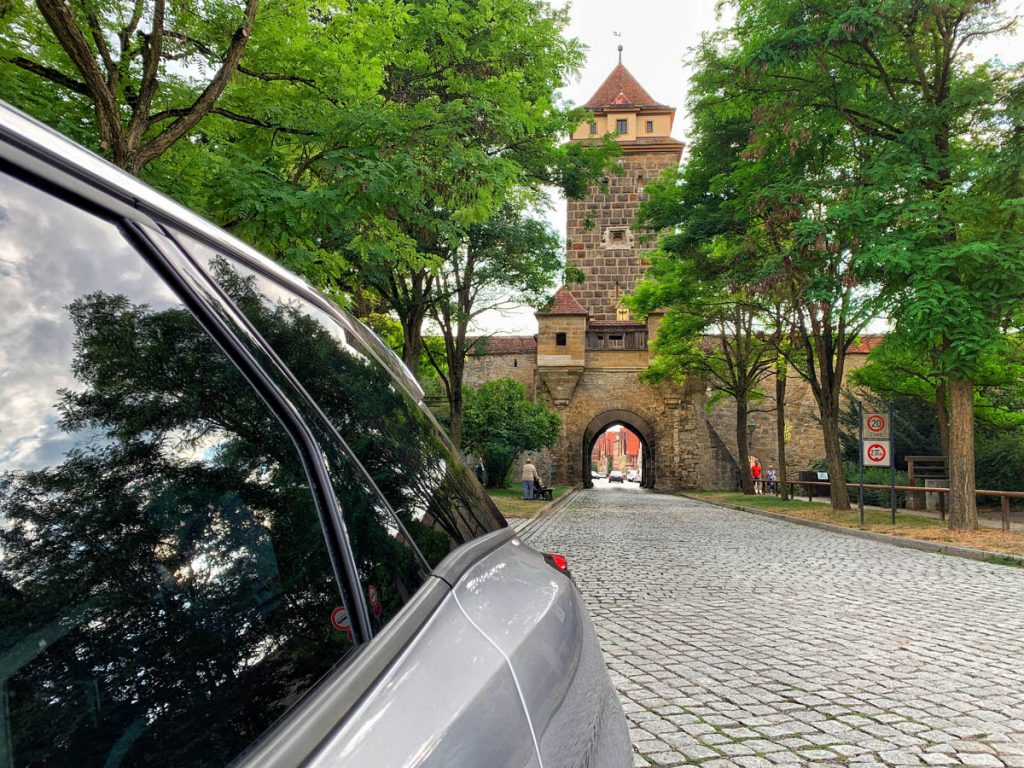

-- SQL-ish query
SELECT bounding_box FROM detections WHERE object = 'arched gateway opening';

[582,409,656,489]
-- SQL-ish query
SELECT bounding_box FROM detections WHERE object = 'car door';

[143,229,547,767]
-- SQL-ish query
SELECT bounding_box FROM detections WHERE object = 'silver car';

[0,104,630,768]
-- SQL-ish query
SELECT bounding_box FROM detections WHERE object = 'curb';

[679,494,1024,567]
[517,487,580,543]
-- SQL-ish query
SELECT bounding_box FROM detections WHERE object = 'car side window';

[179,239,506,568]
[0,172,355,768]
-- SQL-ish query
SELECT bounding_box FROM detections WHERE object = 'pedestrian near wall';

[522,457,542,500]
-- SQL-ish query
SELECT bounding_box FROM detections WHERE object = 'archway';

[582,409,656,489]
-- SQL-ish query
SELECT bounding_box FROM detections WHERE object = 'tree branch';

[6,56,90,95]
[148,106,315,136]
[36,0,125,155]
[134,0,259,171]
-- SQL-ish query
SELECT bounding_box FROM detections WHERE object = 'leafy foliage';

[462,378,561,488]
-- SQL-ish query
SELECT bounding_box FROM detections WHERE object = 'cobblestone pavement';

[523,489,1024,768]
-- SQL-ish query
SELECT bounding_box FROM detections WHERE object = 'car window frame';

[151,226,436,574]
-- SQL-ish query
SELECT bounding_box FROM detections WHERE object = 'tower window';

[590,122,597,135]
[616,119,627,134]
[602,226,634,249]
[646,120,654,133]
[555,332,567,347]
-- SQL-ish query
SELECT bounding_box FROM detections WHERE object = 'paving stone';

[646,752,687,767]
[958,755,1005,768]
[921,754,959,766]
[524,490,1024,768]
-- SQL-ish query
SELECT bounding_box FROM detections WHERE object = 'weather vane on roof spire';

[613,31,623,64]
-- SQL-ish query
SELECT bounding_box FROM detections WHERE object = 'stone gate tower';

[529,60,735,491]
[462,59,845,490]
[463,59,865,489]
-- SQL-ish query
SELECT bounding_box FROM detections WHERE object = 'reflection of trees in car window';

[186,245,505,567]
[0,175,353,767]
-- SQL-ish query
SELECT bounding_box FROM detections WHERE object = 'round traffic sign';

[330,606,349,631]
[331,606,354,643]
[866,414,886,433]
[866,443,887,463]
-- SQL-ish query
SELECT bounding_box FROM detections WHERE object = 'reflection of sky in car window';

[0,173,180,472]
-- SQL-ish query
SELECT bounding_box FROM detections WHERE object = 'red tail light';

[544,552,570,575]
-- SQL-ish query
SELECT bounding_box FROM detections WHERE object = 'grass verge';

[488,485,570,519]
[688,491,1024,560]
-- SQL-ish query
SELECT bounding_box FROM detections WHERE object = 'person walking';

[475,459,485,485]
[766,466,778,495]
[751,460,763,495]
[522,457,542,500]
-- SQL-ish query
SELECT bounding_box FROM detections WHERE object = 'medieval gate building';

[463,61,867,491]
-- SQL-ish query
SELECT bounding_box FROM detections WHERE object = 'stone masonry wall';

[706,353,870,476]
[537,366,726,491]
[464,351,536,398]
[566,151,681,321]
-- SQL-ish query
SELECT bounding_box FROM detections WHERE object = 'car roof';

[0,101,423,400]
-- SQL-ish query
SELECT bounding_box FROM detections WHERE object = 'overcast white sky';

[474,0,1024,336]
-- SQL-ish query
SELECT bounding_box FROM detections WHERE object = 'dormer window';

[616,119,627,134]
[555,332,567,347]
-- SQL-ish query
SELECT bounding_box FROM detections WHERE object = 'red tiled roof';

[848,334,886,354]
[584,63,668,111]
[469,336,536,355]
[540,286,588,316]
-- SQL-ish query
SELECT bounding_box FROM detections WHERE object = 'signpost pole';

[889,401,896,525]
[858,401,865,527]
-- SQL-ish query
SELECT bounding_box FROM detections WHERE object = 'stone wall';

[534,365,735,491]
[566,151,681,321]
[706,353,871,475]
[458,345,872,492]
[464,351,536,398]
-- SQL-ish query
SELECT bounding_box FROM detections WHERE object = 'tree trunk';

[735,398,753,494]
[775,360,789,500]
[946,374,978,530]
[448,357,465,448]
[935,379,950,459]
[400,309,425,374]
[818,392,851,510]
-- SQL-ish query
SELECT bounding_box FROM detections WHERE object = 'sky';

[474,0,1024,336]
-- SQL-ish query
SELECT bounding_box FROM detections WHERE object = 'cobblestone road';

[524,489,1024,768]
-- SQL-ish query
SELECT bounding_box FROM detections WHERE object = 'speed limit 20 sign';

[862,440,891,467]
[862,412,890,438]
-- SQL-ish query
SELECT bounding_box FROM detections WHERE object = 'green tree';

[316,0,613,371]
[0,0,267,173]
[629,62,876,508]
[427,204,563,448]
[630,267,774,495]
[721,0,1024,527]
[462,378,561,488]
